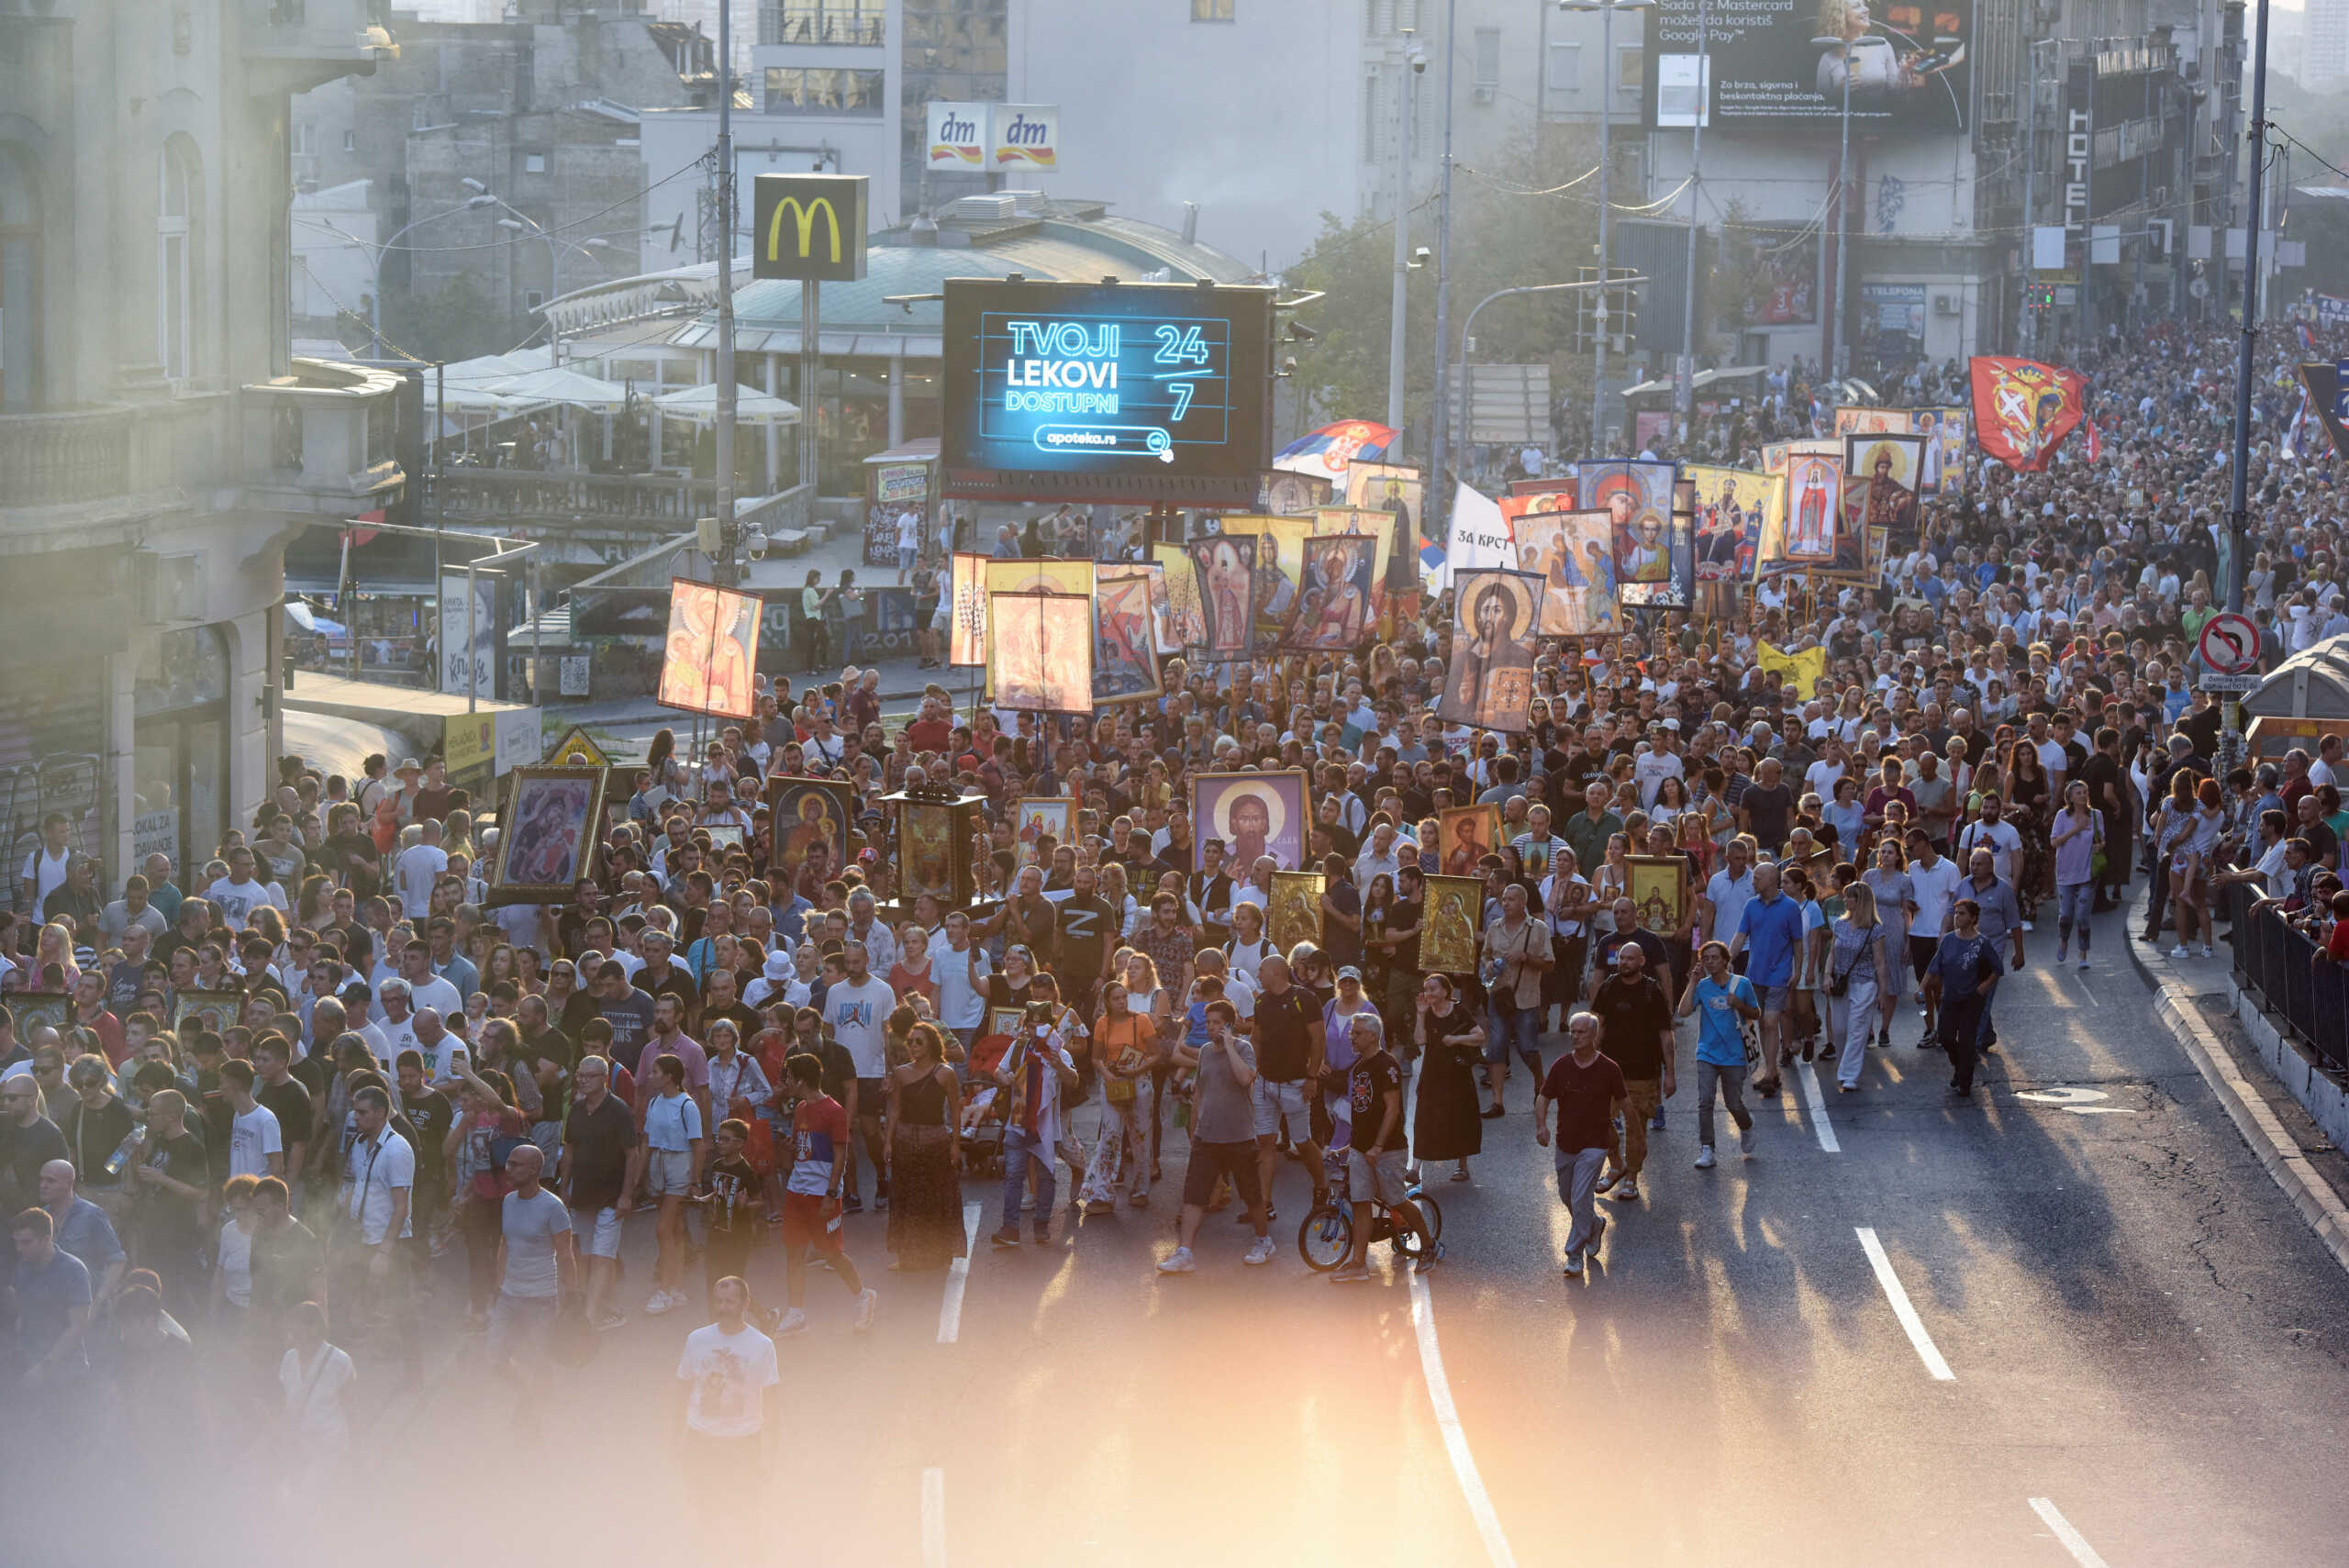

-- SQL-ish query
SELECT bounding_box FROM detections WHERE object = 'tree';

[386,274,508,366]
[1286,125,1604,460]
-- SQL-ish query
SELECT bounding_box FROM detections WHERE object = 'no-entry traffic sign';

[2198,612,2261,676]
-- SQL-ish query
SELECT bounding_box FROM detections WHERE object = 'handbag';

[1826,926,1859,998]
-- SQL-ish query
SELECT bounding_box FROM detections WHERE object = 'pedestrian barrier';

[2229,884,2349,1073]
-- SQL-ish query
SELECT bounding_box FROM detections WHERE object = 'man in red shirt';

[906,694,953,755]
[1534,1011,1628,1277]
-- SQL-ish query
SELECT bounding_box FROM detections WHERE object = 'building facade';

[0,0,406,898]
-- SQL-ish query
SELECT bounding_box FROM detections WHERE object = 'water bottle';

[104,1130,139,1179]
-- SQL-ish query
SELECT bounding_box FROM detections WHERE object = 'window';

[1617,44,1642,92]
[292,123,317,157]
[766,0,885,45]
[158,135,202,384]
[524,152,547,173]
[1474,27,1501,94]
[0,145,40,411]
[1545,40,1583,110]
[524,289,544,313]
[343,128,356,153]
[764,67,886,115]
[1192,0,1234,19]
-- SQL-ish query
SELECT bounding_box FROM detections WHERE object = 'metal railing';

[433,468,714,529]
[2229,884,2349,1073]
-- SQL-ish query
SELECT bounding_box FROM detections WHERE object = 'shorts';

[1251,1076,1312,1140]
[487,1291,558,1364]
[573,1205,624,1260]
[1753,983,1793,1017]
[1180,1139,1265,1210]
[780,1191,846,1255]
[645,1148,695,1196]
[855,1077,887,1118]
[1909,934,1941,983]
[1346,1146,1408,1207]
[897,544,918,570]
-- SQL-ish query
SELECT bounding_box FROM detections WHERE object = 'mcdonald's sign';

[751,172,868,283]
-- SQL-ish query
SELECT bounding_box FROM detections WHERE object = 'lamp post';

[1558,0,1652,455]
[1453,275,1649,484]
[1385,30,1427,438]
[1831,19,1854,378]
[1673,0,1709,444]
[1428,0,1458,544]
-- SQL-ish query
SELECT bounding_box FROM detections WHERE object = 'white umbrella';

[487,365,630,413]
[652,383,802,426]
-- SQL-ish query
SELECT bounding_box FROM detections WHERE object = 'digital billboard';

[1644,0,1972,133]
[941,278,1276,507]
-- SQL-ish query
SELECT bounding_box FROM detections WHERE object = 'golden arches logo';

[766,196,842,265]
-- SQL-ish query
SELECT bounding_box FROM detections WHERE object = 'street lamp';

[1558,0,1653,455]
[1670,0,1710,444]
[1384,30,1428,438]
[325,193,495,361]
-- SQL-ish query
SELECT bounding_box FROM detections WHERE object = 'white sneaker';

[2200,944,2214,959]
[1156,1247,1197,1274]
[2021,920,2034,932]
[1739,1124,1757,1156]
[644,1289,677,1317]
[853,1287,878,1333]
[2169,945,2190,960]
[2077,957,2090,971]
[1242,1236,1276,1266]
[1694,1146,1716,1169]
[1561,1250,1584,1275]
[774,1307,808,1336]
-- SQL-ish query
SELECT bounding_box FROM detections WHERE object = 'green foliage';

[387,274,510,365]
[1286,125,1604,453]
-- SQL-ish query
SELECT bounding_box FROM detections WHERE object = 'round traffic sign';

[2199,612,2261,676]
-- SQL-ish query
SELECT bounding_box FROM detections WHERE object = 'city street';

[245,907,2349,1568]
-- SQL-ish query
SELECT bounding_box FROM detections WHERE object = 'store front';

[130,626,231,883]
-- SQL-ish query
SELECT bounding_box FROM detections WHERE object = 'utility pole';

[1385,31,1420,437]
[1593,0,1614,450]
[1674,0,1709,444]
[714,0,740,586]
[1428,0,1457,545]
[2221,0,2272,788]
[1831,28,1854,378]
[2021,41,2042,352]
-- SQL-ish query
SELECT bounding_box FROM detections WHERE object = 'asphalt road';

[34,902,2349,1566]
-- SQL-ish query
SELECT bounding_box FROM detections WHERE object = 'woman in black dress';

[885,1022,964,1271]
[1411,973,1486,1184]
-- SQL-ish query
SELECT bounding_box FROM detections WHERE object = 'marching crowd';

[6,314,2348,1487]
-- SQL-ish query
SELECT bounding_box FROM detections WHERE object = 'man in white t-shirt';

[362,978,423,1073]
[825,942,895,1210]
[18,812,73,922]
[676,1277,779,1498]
[391,939,464,1018]
[222,1060,284,1179]
[932,909,991,1044]
[203,847,288,934]
[1954,795,2025,889]
[1901,828,1966,1029]
[392,819,450,920]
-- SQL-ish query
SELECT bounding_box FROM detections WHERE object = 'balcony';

[0,400,228,540]
[242,0,395,94]
[0,406,137,509]
[241,357,407,518]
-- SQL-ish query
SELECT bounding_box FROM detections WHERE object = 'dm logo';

[992,109,1057,169]
[930,107,982,166]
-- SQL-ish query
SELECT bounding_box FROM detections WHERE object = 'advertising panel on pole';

[751,172,869,283]
[1642,0,1973,133]
[925,101,986,171]
[438,572,498,701]
[940,278,1276,506]
[986,104,1059,171]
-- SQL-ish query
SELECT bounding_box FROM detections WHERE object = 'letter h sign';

[751,172,870,283]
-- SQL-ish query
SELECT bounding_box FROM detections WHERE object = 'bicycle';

[1297,1152,1443,1272]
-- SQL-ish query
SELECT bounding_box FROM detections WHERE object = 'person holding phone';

[1157,999,1272,1273]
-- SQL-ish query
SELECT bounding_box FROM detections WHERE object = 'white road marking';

[922,1467,948,1568]
[2028,1496,2111,1567]
[1798,1062,1842,1152]
[1854,1227,1956,1381]
[2015,1086,2109,1105]
[1408,1271,1520,1568]
[936,1202,983,1343]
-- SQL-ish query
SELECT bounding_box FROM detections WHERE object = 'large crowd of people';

[6,315,2346,1483]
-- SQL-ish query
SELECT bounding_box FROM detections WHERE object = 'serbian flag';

[1968,356,2089,473]
[1274,419,1397,485]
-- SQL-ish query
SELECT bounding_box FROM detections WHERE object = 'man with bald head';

[39,1157,125,1302]
[491,1140,573,1414]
